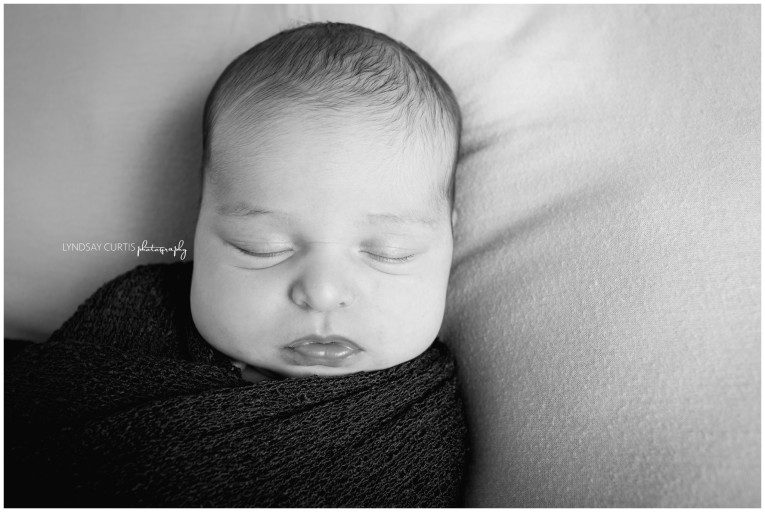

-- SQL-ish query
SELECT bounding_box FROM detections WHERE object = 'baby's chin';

[254,357,387,380]
[233,362,370,381]
[239,351,423,380]
[265,364,368,379]
[232,358,362,381]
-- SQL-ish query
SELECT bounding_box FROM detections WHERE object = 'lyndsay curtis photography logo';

[62,240,187,260]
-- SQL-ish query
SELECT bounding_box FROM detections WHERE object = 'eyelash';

[362,252,415,264]
[235,247,293,258]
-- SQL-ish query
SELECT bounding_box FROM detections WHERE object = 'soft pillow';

[5,5,759,506]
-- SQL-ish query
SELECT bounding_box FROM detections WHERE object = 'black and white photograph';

[3,4,760,508]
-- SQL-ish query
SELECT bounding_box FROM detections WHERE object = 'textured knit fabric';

[5,262,467,507]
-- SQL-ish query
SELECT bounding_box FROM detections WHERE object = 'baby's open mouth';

[283,335,363,366]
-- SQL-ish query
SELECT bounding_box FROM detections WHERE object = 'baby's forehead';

[207,151,450,222]
[206,103,455,211]
[214,103,448,165]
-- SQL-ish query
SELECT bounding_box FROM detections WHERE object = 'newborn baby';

[192,21,460,380]
[5,22,466,507]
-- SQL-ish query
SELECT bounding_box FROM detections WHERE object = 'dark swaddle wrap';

[5,263,467,507]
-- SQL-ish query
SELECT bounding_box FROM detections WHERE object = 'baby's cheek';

[382,276,444,333]
[215,276,266,323]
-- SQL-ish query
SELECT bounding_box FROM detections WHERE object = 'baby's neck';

[231,360,282,383]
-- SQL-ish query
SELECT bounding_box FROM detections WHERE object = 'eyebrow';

[216,203,290,220]
[216,202,440,228]
[364,211,440,228]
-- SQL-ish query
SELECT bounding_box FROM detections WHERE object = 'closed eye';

[234,245,293,258]
[362,251,415,264]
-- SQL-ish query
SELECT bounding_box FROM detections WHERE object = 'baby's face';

[190,109,454,378]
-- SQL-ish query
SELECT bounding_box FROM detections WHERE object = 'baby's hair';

[201,21,461,207]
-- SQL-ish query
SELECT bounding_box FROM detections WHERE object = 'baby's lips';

[290,342,358,359]
[284,334,363,367]
[286,335,362,351]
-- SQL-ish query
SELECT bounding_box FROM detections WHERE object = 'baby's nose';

[289,255,355,312]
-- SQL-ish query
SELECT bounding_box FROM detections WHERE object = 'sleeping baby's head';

[190,22,460,378]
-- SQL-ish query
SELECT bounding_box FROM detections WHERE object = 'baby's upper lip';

[287,335,362,351]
